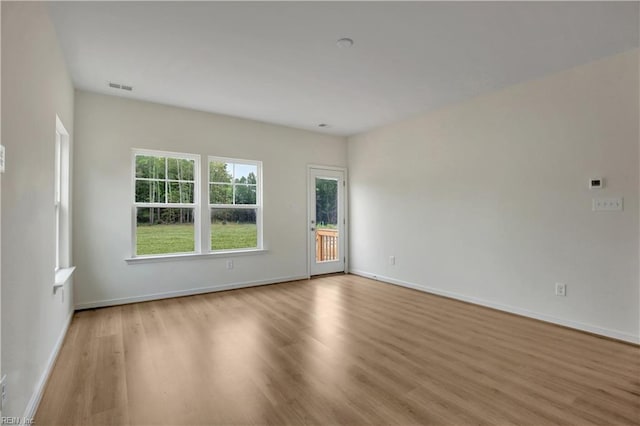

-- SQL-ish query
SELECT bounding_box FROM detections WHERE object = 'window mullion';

[209,204,257,209]
[165,159,169,204]
[201,157,210,253]
[135,203,195,208]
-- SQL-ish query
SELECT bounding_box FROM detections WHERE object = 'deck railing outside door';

[316,228,338,262]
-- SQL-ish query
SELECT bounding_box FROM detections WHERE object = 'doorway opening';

[308,166,346,276]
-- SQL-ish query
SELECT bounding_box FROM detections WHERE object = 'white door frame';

[307,165,348,277]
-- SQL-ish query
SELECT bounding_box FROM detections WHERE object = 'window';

[209,157,262,251]
[54,126,62,270]
[133,150,200,256]
[130,151,263,259]
[55,117,70,269]
[54,116,74,286]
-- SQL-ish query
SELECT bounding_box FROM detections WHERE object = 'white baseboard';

[349,269,640,345]
[75,275,309,310]
[23,310,74,420]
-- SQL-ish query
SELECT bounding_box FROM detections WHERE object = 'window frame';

[54,128,62,271]
[208,156,263,253]
[54,116,74,288]
[131,149,201,258]
[54,116,70,271]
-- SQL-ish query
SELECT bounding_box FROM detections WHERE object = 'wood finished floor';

[36,275,640,426]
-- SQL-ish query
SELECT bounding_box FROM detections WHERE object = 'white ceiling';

[48,1,639,136]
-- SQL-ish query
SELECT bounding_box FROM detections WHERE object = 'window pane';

[211,208,257,250]
[234,184,257,205]
[55,136,61,203]
[210,183,232,204]
[234,164,257,184]
[168,182,195,204]
[315,178,338,227]
[135,180,150,203]
[135,179,166,203]
[136,208,195,255]
[167,158,195,181]
[136,155,166,179]
[209,161,232,183]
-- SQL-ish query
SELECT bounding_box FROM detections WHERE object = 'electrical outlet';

[555,283,567,297]
[0,145,5,173]
[592,198,623,211]
[589,177,604,189]
[226,260,233,270]
[1,374,7,411]
[389,256,395,265]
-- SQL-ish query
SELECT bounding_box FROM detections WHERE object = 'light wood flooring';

[36,274,640,425]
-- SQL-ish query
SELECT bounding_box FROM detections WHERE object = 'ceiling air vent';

[108,82,133,91]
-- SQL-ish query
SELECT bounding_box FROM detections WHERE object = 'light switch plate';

[592,198,623,211]
[0,145,5,173]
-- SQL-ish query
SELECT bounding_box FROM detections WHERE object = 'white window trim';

[54,266,76,288]
[125,249,267,264]
[54,116,73,290]
[131,149,201,257]
[128,151,267,262]
[208,156,263,253]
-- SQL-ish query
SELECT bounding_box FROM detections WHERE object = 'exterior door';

[309,167,345,276]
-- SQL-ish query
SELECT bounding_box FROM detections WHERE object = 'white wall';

[0,2,4,417]
[1,2,75,417]
[73,91,347,308]
[348,50,640,343]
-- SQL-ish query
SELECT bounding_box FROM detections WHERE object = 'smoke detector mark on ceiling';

[108,82,133,91]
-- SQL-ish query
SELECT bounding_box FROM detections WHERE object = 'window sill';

[125,249,268,265]
[54,266,76,289]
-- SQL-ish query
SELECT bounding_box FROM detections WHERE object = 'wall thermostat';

[589,177,603,189]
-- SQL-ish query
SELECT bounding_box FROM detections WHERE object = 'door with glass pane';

[309,168,345,275]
